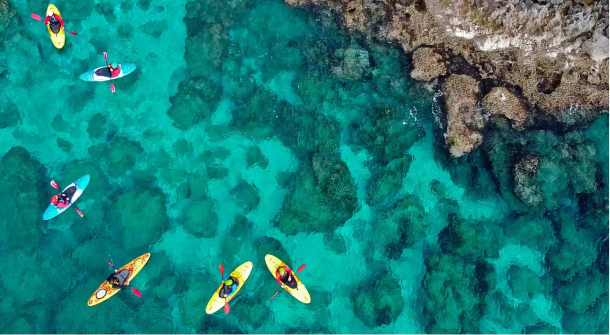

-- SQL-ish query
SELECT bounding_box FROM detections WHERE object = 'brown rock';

[514,156,542,207]
[482,87,529,129]
[442,75,483,157]
[410,47,447,81]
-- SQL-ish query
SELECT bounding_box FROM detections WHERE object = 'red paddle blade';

[131,287,141,298]
[105,258,114,268]
[50,180,60,190]
[297,264,306,272]
[75,208,84,218]
[219,264,224,275]
[224,302,230,314]
[31,14,42,21]
[110,83,115,93]
[68,31,78,36]
[103,52,108,61]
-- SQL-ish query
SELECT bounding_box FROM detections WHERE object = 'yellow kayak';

[205,261,253,314]
[265,254,310,304]
[87,253,151,307]
[46,4,65,49]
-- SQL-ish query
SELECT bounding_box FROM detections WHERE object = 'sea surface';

[0,0,608,333]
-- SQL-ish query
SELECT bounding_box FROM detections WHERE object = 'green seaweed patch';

[438,216,502,260]
[350,270,405,328]
[181,198,218,238]
[349,104,425,165]
[323,231,347,254]
[507,265,552,301]
[0,103,20,129]
[107,136,144,178]
[367,155,412,207]
[0,147,45,249]
[254,237,291,266]
[421,253,495,333]
[246,146,269,170]
[374,194,429,259]
[230,179,261,212]
[167,77,221,130]
[87,113,107,139]
[109,188,168,251]
[51,114,71,133]
[184,24,229,77]
[556,269,606,314]
[56,138,72,153]
[276,155,358,235]
[172,138,194,157]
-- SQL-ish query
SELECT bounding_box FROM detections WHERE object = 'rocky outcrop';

[442,75,483,157]
[514,156,542,206]
[410,47,447,81]
[332,46,370,80]
[283,0,610,156]
[482,87,529,129]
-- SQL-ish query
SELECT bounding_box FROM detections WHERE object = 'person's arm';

[275,271,283,286]
[44,16,50,25]
[55,14,64,27]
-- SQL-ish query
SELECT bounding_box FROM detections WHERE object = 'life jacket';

[107,269,131,289]
[49,15,61,34]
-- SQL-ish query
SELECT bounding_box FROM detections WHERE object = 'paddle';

[269,264,306,301]
[30,14,78,35]
[131,287,141,298]
[51,180,84,218]
[219,264,230,314]
[102,52,116,93]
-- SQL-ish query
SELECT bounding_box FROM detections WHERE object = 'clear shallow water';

[0,0,608,333]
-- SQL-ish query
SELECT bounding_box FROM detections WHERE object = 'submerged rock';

[0,147,45,249]
[276,155,358,235]
[442,75,483,157]
[351,270,404,328]
[332,46,370,80]
[514,156,542,206]
[482,87,529,129]
[410,47,446,81]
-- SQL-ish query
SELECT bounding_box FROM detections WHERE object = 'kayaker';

[50,193,70,208]
[107,269,131,289]
[276,266,297,289]
[108,63,121,78]
[219,277,239,298]
[44,9,64,33]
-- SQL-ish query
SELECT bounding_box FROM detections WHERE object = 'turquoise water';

[0,0,608,333]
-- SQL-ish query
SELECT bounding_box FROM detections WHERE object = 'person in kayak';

[107,269,131,289]
[276,266,297,289]
[44,9,64,34]
[50,193,70,208]
[219,277,239,298]
[108,63,121,78]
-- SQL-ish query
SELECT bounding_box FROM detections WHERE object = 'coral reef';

[0,147,45,249]
[442,75,483,157]
[410,47,446,81]
[276,155,358,235]
[482,87,529,129]
[351,270,405,328]
[284,0,609,156]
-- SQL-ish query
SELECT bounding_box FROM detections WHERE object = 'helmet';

[278,267,285,276]
[225,278,233,286]
[47,10,54,17]
[50,195,59,204]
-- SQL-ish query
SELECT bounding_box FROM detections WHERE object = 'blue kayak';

[79,63,137,82]
[42,175,90,220]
